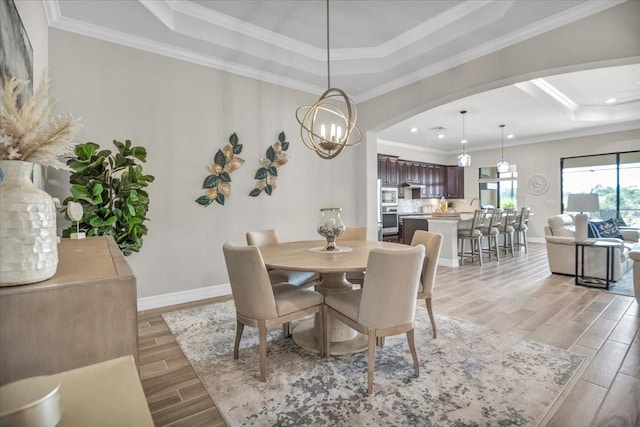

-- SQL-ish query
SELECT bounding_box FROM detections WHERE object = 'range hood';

[403,182,425,189]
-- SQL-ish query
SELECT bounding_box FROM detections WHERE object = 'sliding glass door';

[561,151,640,227]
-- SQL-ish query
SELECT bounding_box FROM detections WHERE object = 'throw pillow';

[614,217,628,228]
[587,222,601,238]
[595,218,624,240]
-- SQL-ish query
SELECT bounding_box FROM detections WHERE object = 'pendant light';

[496,124,509,173]
[295,0,362,160]
[456,110,471,167]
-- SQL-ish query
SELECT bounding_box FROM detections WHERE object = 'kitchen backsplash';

[398,198,466,213]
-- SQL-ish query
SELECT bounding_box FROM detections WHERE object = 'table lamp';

[567,193,600,241]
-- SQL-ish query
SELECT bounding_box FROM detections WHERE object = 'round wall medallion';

[526,173,549,195]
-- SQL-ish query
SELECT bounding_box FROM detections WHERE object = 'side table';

[574,240,618,289]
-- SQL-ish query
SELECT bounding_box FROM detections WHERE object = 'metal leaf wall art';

[249,131,290,197]
[196,133,244,207]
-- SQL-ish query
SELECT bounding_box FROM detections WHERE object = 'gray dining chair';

[222,243,325,382]
[246,229,319,288]
[410,230,443,338]
[323,245,425,394]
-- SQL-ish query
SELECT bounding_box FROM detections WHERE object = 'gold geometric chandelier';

[295,0,362,160]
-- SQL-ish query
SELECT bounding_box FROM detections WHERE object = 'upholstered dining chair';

[513,207,531,253]
[336,226,367,285]
[500,208,517,257]
[410,230,443,338]
[458,209,486,265]
[323,245,425,394]
[246,229,319,287]
[222,243,325,382]
[479,209,503,261]
[337,226,367,241]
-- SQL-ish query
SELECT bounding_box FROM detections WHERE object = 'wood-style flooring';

[137,243,639,426]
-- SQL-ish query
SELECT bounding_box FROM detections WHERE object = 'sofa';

[544,214,639,281]
[631,247,640,303]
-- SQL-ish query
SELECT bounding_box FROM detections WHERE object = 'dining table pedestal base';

[292,272,368,355]
[292,319,368,355]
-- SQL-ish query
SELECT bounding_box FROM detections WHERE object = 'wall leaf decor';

[196,132,244,207]
[249,131,290,197]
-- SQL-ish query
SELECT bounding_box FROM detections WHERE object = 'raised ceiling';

[45,0,639,153]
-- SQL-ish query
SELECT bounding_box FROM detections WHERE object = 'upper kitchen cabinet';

[445,166,465,198]
[418,164,444,198]
[378,154,399,185]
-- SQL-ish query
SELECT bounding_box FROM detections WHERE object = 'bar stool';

[500,208,517,257]
[479,209,503,261]
[513,207,531,253]
[458,209,486,265]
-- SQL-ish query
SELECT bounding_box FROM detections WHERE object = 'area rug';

[162,301,585,426]
[607,268,635,298]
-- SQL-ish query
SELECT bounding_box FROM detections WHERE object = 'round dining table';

[259,239,407,355]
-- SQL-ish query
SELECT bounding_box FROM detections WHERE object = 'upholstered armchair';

[544,214,638,281]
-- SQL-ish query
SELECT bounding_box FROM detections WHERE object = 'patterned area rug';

[163,301,585,426]
[608,268,635,298]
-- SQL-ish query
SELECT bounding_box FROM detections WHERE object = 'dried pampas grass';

[0,72,82,169]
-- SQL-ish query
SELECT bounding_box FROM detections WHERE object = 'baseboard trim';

[137,283,231,311]
[438,258,460,268]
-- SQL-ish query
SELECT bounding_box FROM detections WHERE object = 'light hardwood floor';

[138,242,639,426]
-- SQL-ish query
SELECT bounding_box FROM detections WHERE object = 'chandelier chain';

[326,0,331,90]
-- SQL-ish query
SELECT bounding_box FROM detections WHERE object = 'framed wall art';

[0,0,34,105]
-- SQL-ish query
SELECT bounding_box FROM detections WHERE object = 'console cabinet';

[0,236,139,385]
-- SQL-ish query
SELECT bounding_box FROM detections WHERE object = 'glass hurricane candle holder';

[317,208,346,251]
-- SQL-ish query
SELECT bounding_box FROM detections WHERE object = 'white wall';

[46,29,359,298]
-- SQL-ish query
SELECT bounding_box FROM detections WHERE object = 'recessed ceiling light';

[507,134,515,139]
[605,98,616,104]
[410,127,418,133]
[438,134,445,139]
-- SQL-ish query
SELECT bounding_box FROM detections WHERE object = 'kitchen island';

[402,216,430,244]
[425,213,475,268]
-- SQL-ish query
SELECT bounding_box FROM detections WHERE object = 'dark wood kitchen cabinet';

[446,166,465,198]
[377,154,399,185]
[420,164,445,198]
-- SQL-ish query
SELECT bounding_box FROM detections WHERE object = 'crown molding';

[355,0,625,102]
[44,0,625,102]
[46,13,324,96]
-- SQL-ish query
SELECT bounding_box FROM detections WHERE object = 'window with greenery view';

[561,150,640,227]
[478,166,518,209]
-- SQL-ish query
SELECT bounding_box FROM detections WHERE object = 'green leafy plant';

[249,131,290,197]
[62,139,155,255]
[196,132,244,207]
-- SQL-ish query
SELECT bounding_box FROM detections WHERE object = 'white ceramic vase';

[0,160,58,286]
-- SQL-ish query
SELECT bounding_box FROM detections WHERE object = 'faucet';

[470,198,479,207]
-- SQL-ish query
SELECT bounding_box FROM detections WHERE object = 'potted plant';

[61,140,155,255]
[0,74,82,285]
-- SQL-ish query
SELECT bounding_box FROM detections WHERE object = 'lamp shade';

[566,193,600,213]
